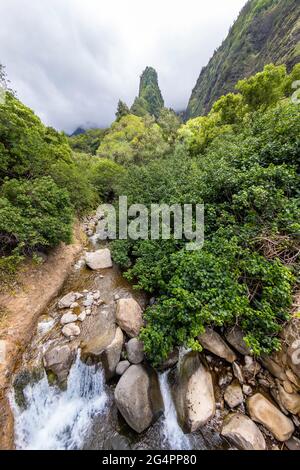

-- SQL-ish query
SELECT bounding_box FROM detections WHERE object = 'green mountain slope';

[131,66,164,118]
[186,0,300,119]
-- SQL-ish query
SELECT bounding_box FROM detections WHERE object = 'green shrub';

[91,158,125,201]
[0,177,73,253]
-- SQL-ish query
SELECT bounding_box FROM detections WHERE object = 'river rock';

[225,326,251,355]
[233,362,244,384]
[283,380,295,394]
[116,360,131,376]
[243,385,252,396]
[198,328,237,363]
[158,349,179,371]
[126,338,144,364]
[58,292,77,309]
[13,368,44,409]
[247,393,295,442]
[81,308,122,380]
[77,312,86,322]
[114,364,163,433]
[174,352,215,432]
[70,302,79,309]
[286,369,300,390]
[243,356,261,381]
[224,380,244,408]
[85,249,112,270]
[62,323,81,338]
[221,413,266,450]
[285,436,300,451]
[259,355,287,381]
[102,327,124,379]
[43,344,75,383]
[83,294,94,307]
[93,291,101,300]
[60,312,78,325]
[270,387,289,415]
[116,298,143,338]
[276,381,300,415]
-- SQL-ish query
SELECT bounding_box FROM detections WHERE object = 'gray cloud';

[0,0,247,133]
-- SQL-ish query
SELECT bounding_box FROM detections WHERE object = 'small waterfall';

[159,372,191,450]
[12,353,108,450]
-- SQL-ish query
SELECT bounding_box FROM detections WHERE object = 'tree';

[178,113,231,155]
[283,63,300,97]
[116,100,130,121]
[97,114,169,165]
[236,64,287,111]
[68,128,107,155]
[0,177,73,253]
[91,158,125,200]
[158,108,181,143]
[211,93,244,125]
[0,93,72,182]
[130,97,149,117]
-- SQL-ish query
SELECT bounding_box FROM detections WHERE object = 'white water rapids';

[11,353,108,450]
[159,371,191,450]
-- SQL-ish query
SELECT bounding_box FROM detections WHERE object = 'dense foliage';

[68,128,107,155]
[111,64,300,365]
[97,114,169,165]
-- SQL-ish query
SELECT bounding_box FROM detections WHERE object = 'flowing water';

[12,353,108,450]
[159,372,191,450]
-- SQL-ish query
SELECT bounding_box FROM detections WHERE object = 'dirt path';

[0,224,84,449]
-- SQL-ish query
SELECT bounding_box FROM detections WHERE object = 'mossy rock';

[13,367,44,409]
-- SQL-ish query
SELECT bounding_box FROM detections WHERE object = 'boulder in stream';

[224,380,244,408]
[276,381,300,415]
[225,326,251,356]
[116,298,143,338]
[43,344,76,384]
[102,327,124,379]
[81,306,123,380]
[198,328,237,363]
[58,292,77,309]
[62,323,81,338]
[116,360,131,376]
[126,338,144,364]
[77,312,86,322]
[221,413,266,450]
[114,364,163,433]
[85,248,113,270]
[60,312,78,325]
[247,393,295,442]
[174,352,215,432]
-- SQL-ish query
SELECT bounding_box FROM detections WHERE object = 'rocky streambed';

[7,210,300,451]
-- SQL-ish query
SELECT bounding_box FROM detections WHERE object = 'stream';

[8,221,229,451]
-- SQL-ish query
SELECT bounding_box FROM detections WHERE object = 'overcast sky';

[0,0,247,133]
